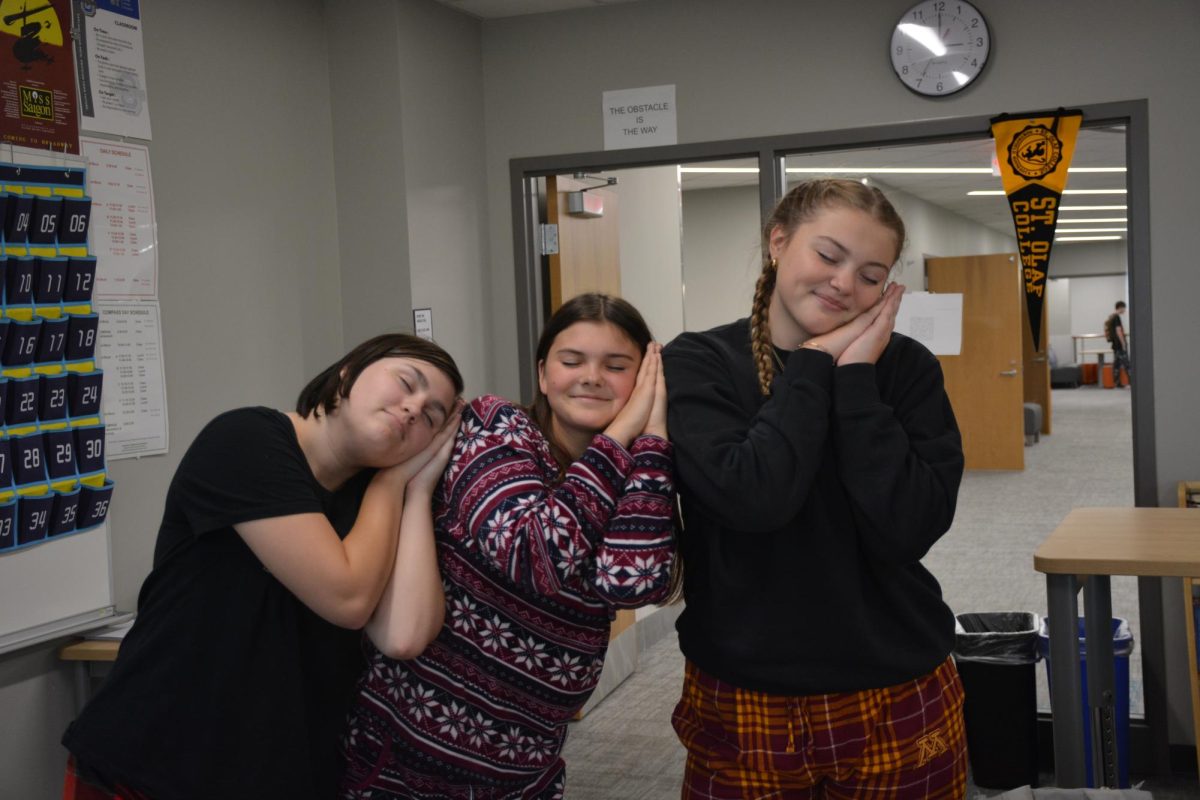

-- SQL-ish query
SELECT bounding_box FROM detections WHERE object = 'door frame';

[510,99,1154,504]
[510,100,1167,767]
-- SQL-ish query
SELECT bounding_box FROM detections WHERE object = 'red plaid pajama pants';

[672,657,967,799]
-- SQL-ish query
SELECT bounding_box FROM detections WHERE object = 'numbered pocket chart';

[0,160,111,555]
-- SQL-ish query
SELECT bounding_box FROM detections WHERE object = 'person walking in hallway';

[1105,300,1131,387]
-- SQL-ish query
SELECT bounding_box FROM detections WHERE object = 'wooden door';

[1022,292,1052,435]
[927,253,1025,470]
[544,174,635,679]
[545,174,621,310]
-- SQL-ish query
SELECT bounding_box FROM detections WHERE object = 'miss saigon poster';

[0,0,80,153]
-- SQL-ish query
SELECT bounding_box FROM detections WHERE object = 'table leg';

[72,661,90,716]
[1084,575,1120,787]
[1048,573,1086,787]
[1138,576,1172,777]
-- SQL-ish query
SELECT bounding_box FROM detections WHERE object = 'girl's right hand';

[604,343,661,448]
[406,401,464,495]
[803,284,897,361]
[839,282,903,365]
[378,400,464,490]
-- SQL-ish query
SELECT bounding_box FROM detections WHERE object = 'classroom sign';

[990,109,1082,352]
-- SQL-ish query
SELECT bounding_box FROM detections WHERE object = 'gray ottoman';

[1024,402,1043,445]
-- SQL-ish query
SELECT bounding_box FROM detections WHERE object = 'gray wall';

[4,0,1199,794]
[326,0,491,396]
[327,0,412,350]
[0,1,493,796]
[680,184,765,334]
[394,0,492,397]
[1050,239,1129,278]
[478,0,1200,515]
[616,166,685,346]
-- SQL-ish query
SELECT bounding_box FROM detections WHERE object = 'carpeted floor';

[560,386,1199,797]
[924,384,1138,717]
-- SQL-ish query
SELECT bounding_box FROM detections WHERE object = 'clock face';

[891,1,990,97]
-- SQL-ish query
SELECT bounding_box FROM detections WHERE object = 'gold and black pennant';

[990,109,1082,351]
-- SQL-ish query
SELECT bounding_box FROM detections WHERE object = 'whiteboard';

[0,147,122,654]
[0,522,117,654]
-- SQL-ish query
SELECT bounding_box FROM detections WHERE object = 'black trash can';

[953,612,1041,790]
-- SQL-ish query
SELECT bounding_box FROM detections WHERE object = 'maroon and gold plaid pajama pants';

[62,756,153,800]
[672,657,967,799]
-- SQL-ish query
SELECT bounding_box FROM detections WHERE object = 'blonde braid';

[749,259,777,396]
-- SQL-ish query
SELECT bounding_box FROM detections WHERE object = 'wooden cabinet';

[1179,481,1200,776]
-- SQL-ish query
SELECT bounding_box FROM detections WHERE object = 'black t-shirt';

[63,407,372,800]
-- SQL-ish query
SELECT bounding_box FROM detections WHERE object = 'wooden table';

[1081,349,1112,369]
[59,638,121,714]
[1034,507,1200,787]
[1072,334,1108,364]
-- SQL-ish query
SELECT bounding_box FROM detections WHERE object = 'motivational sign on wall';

[602,85,677,151]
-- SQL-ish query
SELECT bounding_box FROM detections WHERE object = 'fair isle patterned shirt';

[341,395,676,800]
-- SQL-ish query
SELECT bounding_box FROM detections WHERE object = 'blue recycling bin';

[1038,616,1134,788]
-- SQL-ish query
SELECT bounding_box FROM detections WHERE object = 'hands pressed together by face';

[380,397,465,496]
[803,281,903,366]
[603,341,668,448]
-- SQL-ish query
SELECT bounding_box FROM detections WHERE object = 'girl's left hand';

[643,344,667,439]
[604,343,661,448]
[838,282,904,365]
[405,399,464,496]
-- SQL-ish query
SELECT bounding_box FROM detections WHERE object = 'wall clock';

[890,1,991,97]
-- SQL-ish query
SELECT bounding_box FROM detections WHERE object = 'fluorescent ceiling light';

[968,189,1127,196]
[1049,227,1127,233]
[1057,218,1127,224]
[678,167,758,173]
[787,167,993,174]
[1059,205,1127,211]
[681,166,1124,175]
[1055,235,1123,242]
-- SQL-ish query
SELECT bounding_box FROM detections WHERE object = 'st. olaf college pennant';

[990,109,1082,351]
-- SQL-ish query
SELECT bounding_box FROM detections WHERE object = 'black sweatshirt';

[663,318,964,695]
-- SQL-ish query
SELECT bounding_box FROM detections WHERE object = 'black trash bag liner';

[954,612,1041,665]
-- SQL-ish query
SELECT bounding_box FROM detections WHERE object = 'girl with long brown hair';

[341,293,676,799]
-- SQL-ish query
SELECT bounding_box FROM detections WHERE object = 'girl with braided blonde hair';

[663,179,968,799]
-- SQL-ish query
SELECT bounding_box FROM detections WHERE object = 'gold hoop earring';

[769,257,778,270]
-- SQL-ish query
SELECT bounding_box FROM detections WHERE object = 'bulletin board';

[0,156,116,654]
